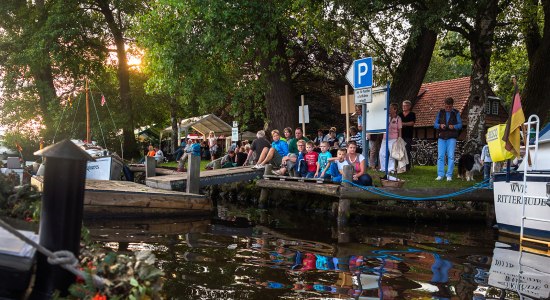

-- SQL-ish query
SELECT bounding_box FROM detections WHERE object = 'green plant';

[57,251,165,300]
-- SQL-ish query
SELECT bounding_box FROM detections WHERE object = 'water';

[85,203,550,299]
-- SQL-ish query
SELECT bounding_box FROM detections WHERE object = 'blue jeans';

[483,162,491,180]
[437,138,456,178]
[330,163,342,183]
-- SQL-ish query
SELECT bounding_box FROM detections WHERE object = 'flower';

[92,293,107,300]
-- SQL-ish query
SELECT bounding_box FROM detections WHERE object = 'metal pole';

[362,103,367,158]
[385,82,390,177]
[31,139,92,298]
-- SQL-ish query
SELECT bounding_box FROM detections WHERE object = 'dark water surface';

[85,204,550,300]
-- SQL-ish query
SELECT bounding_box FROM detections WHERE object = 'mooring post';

[338,165,354,224]
[145,156,156,177]
[258,165,272,208]
[187,154,200,194]
[213,159,222,170]
[30,139,92,298]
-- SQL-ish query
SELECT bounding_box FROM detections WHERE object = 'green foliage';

[490,45,528,105]
[0,175,41,221]
[424,34,471,83]
[57,250,165,300]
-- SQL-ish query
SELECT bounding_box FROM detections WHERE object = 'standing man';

[434,97,462,181]
[398,100,416,171]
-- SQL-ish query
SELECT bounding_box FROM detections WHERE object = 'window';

[485,102,491,114]
[491,101,499,115]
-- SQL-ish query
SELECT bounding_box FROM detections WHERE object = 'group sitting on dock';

[246,128,374,186]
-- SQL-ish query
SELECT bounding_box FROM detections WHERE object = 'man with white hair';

[247,130,271,167]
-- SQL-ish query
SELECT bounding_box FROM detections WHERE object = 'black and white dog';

[457,153,482,181]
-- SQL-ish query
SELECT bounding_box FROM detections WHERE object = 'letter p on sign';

[354,57,373,89]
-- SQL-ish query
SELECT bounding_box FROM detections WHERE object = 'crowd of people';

[160,97,474,184]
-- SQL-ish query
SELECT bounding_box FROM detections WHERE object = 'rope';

[0,218,105,288]
[90,81,124,160]
[69,94,83,140]
[341,179,492,201]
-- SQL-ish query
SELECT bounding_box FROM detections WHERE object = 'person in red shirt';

[304,141,319,178]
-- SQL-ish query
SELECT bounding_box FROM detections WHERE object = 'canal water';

[85,203,550,299]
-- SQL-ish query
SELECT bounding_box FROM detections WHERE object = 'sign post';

[301,95,306,135]
[346,57,374,156]
[231,121,238,142]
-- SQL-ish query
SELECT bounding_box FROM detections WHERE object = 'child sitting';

[315,141,332,180]
[328,148,349,183]
[304,141,319,178]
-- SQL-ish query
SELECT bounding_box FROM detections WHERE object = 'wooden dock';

[31,176,212,217]
[254,165,493,223]
[256,176,493,202]
[145,166,264,191]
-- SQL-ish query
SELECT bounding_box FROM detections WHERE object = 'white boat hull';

[493,172,550,240]
[86,156,124,180]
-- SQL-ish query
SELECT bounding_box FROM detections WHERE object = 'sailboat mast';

[86,79,90,143]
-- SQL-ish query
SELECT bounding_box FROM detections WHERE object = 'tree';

[444,0,505,145]
[521,0,550,122]
[0,0,106,143]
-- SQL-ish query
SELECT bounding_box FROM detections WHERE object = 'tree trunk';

[261,30,297,131]
[390,27,438,106]
[465,0,499,145]
[522,0,550,122]
[96,0,138,158]
[33,0,57,141]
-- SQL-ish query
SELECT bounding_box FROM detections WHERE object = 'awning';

[162,114,232,137]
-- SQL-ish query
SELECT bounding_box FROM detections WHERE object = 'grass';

[159,159,211,170]
[160,159,483,190]
[366,165,485,189]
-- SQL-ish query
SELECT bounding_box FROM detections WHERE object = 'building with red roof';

[411,77,509,140]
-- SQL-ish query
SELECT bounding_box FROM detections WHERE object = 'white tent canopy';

[162,114,232,137]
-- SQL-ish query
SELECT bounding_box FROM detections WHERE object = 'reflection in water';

[473,242,550,300]
[87,204,501,299]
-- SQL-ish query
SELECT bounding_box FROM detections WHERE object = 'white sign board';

[231,127,239,142]
[86,157,112,180]
[354,87,372,104]
[365,87,389,133]
[298,105,310,124]
[232,121,238,127]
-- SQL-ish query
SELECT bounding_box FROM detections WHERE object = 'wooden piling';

[145,156,156,178]
[338,165,354,224]
[187,155,200,194]
[213,159,221,170]
[258,165,273,208]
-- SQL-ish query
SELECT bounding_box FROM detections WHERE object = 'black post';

[30,139,92,299]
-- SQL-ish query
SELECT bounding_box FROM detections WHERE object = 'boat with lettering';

[492,115,550,242]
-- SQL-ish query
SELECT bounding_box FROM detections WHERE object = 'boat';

[71,139,124,180]
[38,80,126,181]
[492,115,550,242]
[474,241,550,299]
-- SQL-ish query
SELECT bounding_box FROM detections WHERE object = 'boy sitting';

[304,141,319,178]
[329,148,349,183]
[315,141,332,180]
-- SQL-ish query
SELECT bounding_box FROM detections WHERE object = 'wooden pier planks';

[145,166,264,191]
[31,176,212,216]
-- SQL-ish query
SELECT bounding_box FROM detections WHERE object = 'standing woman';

[206,131,218,161]
[346,141,372,186]
[379,103,402,173]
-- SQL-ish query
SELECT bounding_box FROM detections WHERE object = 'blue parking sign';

[346,57,373,89]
